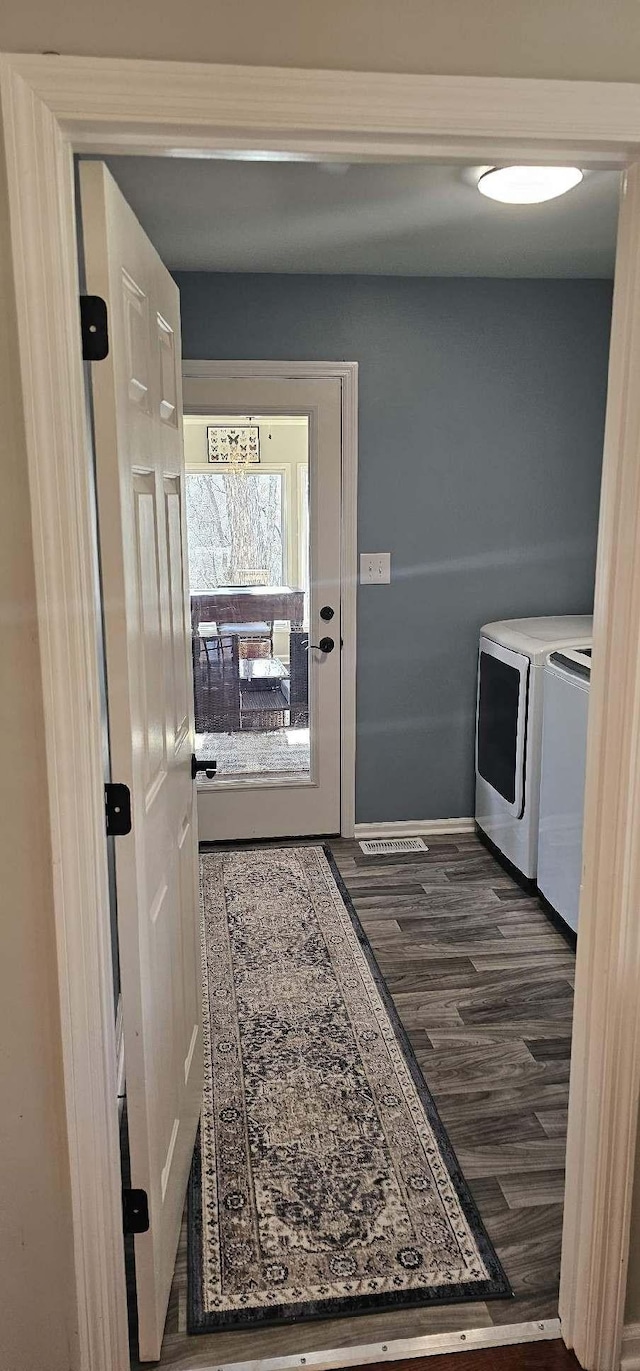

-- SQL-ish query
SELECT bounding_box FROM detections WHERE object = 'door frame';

[183,359,358,839]
[3,52,640,1371]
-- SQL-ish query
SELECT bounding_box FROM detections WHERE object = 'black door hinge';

[105,782,132,836]
[122,1188,149,1235]
[80,295,109,361]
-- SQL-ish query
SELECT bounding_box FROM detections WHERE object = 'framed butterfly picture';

[207,424,261,464]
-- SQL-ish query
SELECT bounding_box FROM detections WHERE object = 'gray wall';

[176,272,612,823]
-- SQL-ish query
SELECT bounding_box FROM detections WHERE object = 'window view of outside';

[185,471,284,589]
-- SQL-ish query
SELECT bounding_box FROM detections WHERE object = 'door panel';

[80,161,202,1361]
[184,376,342,841]
[134,474,166,795]
[165,478,191,746]
[158,313,179,424]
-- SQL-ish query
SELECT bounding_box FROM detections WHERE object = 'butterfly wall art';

[207,425,261,465]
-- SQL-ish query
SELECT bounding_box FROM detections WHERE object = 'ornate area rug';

[188,846,510,1332]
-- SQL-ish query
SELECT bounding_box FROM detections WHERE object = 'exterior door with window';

[183,376,342,841]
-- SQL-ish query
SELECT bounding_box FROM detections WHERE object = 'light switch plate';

[360,552,391,584]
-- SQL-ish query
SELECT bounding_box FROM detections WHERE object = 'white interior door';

[79,162,202,1361]
[184,375,342,841]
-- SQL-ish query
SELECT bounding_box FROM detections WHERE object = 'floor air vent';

[359,837,428,855]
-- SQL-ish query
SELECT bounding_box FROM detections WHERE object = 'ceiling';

[104,157,620,278]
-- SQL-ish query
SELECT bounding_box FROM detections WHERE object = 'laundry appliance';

[475,616,593,882]
[537,647,591,936]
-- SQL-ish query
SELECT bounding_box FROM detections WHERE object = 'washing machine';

[537,647,591,936]
[475,616,593,882]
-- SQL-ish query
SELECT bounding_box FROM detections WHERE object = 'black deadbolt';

[320,605,335,621]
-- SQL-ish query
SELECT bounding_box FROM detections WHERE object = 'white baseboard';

[622,1322,640,1369]
[354,818,475,840]
[204,1319,561,1371]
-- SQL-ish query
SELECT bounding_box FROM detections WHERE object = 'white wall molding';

[622,1323,640,1370]
[184,412,309,427]
[7,54,640,165]
[3,50,640,1371]
[354,818,475,840]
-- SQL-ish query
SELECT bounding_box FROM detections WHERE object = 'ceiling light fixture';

[477,165,583,204]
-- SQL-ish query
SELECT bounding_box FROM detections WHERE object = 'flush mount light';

[477,165,583,204]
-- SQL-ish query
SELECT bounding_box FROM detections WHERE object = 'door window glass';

[186,416,311,782]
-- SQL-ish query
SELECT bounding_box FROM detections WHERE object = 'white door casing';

[80,161,202,1361]
[185,374,343,841]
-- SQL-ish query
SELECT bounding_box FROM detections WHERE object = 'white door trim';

[5,54,640,165]
[0,66,130,1371]
[182,359,358,839]
[1,52,640,1371]
[559,161,640,1368]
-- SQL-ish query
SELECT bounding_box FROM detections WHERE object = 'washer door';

[476,636,529,818]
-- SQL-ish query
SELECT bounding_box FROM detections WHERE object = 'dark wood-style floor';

[136,832,574,1370]
[359,1345,580,1371]
[332,836,573,1326]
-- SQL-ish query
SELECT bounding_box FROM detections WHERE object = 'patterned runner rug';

[188,845,511,1332]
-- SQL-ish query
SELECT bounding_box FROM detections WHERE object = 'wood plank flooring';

[137,833,573,1369]
[357,1344,580,1371]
